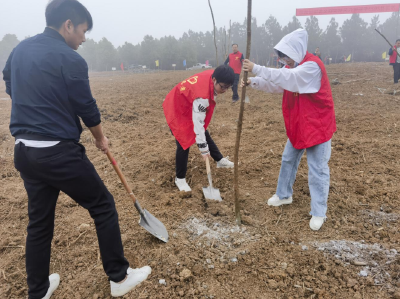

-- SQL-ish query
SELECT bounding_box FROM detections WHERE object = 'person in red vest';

[163,65,235,192]
[224,44,244,103]
[242,29,336,231]
[389,39,400,84]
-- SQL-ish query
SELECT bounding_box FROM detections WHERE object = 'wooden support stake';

[233,0,252,226]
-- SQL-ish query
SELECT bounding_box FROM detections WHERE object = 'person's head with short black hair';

[45,0,92,50]
[232,43,238,53]
[212,65,235,95]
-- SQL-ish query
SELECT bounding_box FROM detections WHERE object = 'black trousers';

[232,73,240,100]
[393,63,400,83]
[176,130,223,178]
[14,141,129,299]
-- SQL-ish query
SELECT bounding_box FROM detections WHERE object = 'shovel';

[202,156,222,201]
[106,151,169,243]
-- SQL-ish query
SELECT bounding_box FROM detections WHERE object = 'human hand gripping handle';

[200,150,211,161]
[241,78,251,88]
[242,59,255,73]
[89,124,109,154]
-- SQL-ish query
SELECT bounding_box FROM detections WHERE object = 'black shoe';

[232,98,239,103]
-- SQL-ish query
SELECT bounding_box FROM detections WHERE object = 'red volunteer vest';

[229,51,243,74]
[390,46,398,64]
[282,52,336,149]
[163,70,215,150]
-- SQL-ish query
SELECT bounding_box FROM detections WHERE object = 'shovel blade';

[138,209,169,242]
[202,186,222,201]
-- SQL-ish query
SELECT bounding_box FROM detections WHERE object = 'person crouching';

[163,65,235,192]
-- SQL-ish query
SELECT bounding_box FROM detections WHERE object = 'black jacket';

[3,27,101,141]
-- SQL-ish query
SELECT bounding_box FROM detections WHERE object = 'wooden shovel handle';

[205,156,211,174]
[106,151,136,203]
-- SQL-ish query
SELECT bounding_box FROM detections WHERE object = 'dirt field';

[1,62,400,299]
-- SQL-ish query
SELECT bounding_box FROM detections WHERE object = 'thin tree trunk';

[233,0,252,226]
[229,20,232,49]
[208,0,218,66]
[224,26,227,60]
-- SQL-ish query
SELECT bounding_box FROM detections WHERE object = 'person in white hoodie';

[242,29,336,231]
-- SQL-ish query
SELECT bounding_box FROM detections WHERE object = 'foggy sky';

[0,0,398,47]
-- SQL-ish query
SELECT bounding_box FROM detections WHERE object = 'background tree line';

[1,13,399,72]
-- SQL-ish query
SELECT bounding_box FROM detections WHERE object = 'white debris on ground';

[178,217,258,260]
[360,209,399,224]
[311,240,398,284]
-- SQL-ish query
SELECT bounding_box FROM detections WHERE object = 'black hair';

[46,0,93,30]
[212,65,235,85]
[276,50,288,58]
[232,43,238,47]
[396,39,400,43]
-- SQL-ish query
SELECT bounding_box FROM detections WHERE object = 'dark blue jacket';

[2,27,101,141]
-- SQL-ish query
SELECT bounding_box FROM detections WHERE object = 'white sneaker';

[175,177,191,192]
[42,273,60,299]
[267,194,293,206]
[310,216,326,231]
[110,266,152,297]
[217,157,234,168]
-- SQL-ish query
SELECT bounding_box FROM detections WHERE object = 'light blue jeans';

[276,139,331,217]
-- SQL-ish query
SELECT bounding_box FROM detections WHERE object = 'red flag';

[120,63,124,71]
[296,3,400,17]
[296,4,400,16]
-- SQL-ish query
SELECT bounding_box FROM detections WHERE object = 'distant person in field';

[314,47,322,61]
[242,29,336,231]
[389,39,400,84]
[163,65,235,192]
[2,0,151,298]
[224,44,244,103]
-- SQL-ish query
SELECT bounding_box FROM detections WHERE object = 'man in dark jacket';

[2,1,151,298]
[389,39,400,84]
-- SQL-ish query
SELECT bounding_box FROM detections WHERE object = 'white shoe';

[175,177,191,192]
[267,194,293,206]
[110,266,152,297]
[310,216,326,231]
[42,273,60,299]
[217,157,234,168]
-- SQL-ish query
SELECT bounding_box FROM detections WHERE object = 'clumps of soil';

[312,240,398,285]
[360,209,400,224]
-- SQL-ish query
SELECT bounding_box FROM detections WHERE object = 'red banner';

[296,3,400,16]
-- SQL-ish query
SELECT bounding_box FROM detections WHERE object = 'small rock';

[179,269,192,280]
[347,278,357,288]
[178,290,184,297]
[93,294,99,299]
[267,279,278,288]
[231,258,238,263]
[208,265,215,269]
[302,245,308,251]
[78,223,90,232]
[281,262,287,269]
[159,279,166,285]
[77,262,84,267]
[206,259,212,264]
[359,270,368,277]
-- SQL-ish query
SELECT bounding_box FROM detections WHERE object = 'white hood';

[274,29,308,64]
